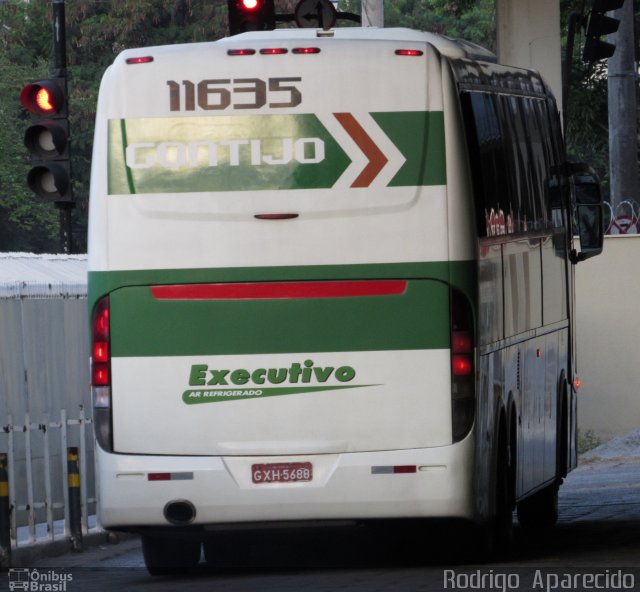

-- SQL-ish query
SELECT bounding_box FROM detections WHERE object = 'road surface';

[24,456,640,591]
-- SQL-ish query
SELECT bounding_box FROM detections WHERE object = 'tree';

[0,1,59,253]
[0,0,228,253]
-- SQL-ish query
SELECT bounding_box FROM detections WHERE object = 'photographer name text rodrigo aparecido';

[443,569,636,592]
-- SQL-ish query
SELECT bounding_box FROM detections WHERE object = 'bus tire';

[493,429,514,554]
[516,483,559,529]
[474,422,514,560]
[141,534,201,576]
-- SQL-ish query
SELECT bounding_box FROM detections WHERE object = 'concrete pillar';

[496,0,563,108]
[608,1,639,210]
[361,0,383,27]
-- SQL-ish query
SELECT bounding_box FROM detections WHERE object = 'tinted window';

[462,91,561,237]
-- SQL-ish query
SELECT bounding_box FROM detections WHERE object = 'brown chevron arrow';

[334,113,388,188]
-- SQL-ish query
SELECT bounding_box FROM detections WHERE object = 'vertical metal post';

[0,453,12,568]
[57,202,74,254]
[67,447,82,551]
[562,12,582,135]
[61,410,69,536]
[52,0,74,253]
[24,413,35,544]
[78,406,88,534]
[7,418,16,545]
[42,416,54,541]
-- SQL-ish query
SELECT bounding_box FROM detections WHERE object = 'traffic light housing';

[227,0,276,35]
[19,77,73,202]
[582,0,625,62]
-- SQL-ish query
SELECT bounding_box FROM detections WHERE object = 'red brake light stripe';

[151,280,407,300]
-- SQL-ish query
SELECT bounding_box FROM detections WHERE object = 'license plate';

[251,462,313,484]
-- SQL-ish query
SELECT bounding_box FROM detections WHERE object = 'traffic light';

[582,0,625,62]
[19,76,73,202]
[227,0,275,35]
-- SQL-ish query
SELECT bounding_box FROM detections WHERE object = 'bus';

[88,24,604,574]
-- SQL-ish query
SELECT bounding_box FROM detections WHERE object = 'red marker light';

[228,49,256,56]
[292,47,321,54]
[395,49,424,57]
[126,56,154,65]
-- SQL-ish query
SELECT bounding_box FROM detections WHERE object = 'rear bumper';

[96,435,474,531]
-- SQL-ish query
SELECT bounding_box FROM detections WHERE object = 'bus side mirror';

[569,163,604,264]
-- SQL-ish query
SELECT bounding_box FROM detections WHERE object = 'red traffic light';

[227,0,275,34]
[20,80,65,116]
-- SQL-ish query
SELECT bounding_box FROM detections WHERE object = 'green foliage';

[384,0,496,51]
[578,429,602,454]
[565,60,611,194]
[0,0,228,253]
[0,2,59,253]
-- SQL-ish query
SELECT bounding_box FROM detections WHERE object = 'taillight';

[92,297,110,386]
[451,289,475,442]
[91,296,113,451]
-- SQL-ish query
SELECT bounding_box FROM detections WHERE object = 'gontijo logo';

[108,112,446,194]
[183,359,376,404]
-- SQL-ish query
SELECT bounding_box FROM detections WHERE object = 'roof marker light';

[126,56,154,64]
[292,47,321,54]
[228,48,256,56]
[395,49,424,57]
[260,48,288,55]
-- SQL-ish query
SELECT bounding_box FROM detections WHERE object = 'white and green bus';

[88,25,603,574]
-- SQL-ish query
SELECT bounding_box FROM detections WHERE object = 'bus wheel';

[474,433,514,560]
[141,535,201,576]
[516,483,559,530]
[493,434,514,553]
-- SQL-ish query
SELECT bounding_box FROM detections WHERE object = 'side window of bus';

[530,99,565,229]
[462,89,564,238]
[461,91,509,237]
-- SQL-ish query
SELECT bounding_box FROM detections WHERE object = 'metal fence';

[0,259,94,551]
[1,407,96,547]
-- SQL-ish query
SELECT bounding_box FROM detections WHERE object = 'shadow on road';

[190,515,640,575]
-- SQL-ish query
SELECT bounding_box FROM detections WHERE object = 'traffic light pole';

[52,0,74,254]
[52,0,67,74]
[562,11,581,135]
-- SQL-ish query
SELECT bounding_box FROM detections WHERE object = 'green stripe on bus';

[109,278,451,357]
[371,111,446,187]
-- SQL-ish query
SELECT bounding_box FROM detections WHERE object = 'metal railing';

[0,406,97,563]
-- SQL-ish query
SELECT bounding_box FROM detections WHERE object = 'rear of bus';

[89,28,478,536]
